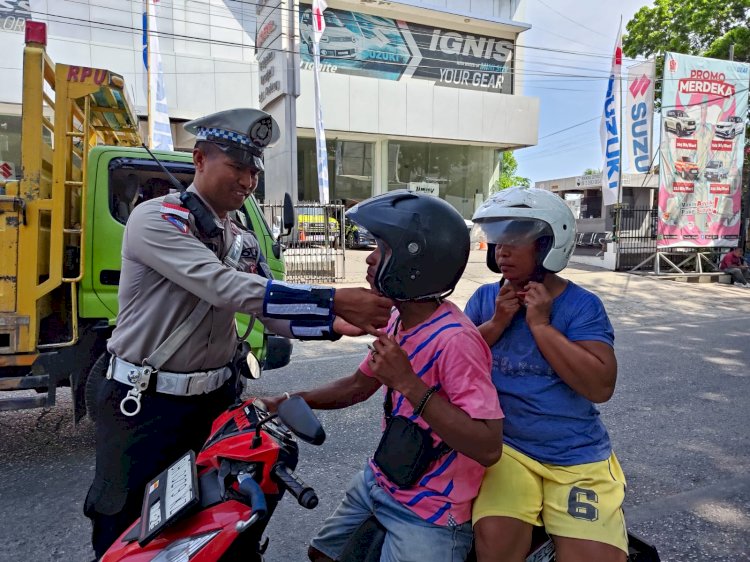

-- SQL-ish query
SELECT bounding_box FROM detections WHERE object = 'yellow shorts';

[472,445,628,554]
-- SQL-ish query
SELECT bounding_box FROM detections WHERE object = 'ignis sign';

[298,3,514,94]
[0,0,30,33]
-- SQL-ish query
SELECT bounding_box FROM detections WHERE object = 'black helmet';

[346,190,470,301]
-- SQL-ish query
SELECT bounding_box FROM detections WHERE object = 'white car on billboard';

[300,9,360,59]
[664,109,696,137]
[703,160,729,182]
[714,115,744,140]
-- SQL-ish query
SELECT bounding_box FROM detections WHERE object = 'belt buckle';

[120,364,156,417]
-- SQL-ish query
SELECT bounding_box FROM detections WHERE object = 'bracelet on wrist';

[413,385,439,417]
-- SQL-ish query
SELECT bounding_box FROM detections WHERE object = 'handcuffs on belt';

[119,363,156,417]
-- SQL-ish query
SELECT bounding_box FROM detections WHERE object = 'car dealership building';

[0,0,538,219]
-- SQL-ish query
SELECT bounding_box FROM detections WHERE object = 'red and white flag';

[312,0,328,43]
[600,23,623,207]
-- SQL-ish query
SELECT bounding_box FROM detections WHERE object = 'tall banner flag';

[312,0,330,203]
[143,0,174,151]
[657,52,749,248]
[626,59,655,173]
[600,23,622,207]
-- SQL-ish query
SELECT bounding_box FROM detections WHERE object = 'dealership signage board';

[256,0,288,107]
[657,52,749,248]
[299,4,514,94]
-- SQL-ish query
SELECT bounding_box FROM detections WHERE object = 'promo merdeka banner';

[657,52,749,248]
[600,24,622,207]
[626,60,655,173]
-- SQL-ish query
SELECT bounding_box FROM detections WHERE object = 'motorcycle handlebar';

[272,463,318,509]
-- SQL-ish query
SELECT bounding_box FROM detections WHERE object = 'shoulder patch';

[162,214,190,234]
[160,202,190,221]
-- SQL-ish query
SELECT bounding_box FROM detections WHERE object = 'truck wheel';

[85,352,111,423]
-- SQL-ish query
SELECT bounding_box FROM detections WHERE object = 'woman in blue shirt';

[466,187,627,562]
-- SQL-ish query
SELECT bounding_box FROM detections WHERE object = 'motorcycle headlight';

[150,530,220,562]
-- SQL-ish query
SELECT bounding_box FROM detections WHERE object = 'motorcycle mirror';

[282,192,295,234]
[277,395,326,446]
[244,353,261,380]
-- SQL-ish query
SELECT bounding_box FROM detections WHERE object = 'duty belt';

[108,356,232,416]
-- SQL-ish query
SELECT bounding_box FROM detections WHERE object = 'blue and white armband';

[289,318,342,341]
[263,280,335,321]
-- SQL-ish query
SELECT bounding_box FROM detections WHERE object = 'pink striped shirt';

[360,301,503,526]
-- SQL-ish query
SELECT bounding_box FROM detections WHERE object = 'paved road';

[1,251,749,561]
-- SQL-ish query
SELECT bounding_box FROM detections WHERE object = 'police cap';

[184,108,280,171]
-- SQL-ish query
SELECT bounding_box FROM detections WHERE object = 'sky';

[513,0,654,184]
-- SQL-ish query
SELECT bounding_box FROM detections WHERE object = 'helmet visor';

[473,218,552,246]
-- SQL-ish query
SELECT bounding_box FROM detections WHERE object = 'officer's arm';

[125,204,338,339]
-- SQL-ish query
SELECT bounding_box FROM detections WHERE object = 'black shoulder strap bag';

[372,318,451,488]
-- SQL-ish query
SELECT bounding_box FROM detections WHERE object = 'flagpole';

[146,0,154,149]
[617,16,623,207]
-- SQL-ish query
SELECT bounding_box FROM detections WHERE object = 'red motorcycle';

[102,392,325,562]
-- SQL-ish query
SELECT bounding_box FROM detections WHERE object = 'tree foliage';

[495,150,531,191]
[623,0,749,109]
[623,0,748,59]
[583,168,602,175]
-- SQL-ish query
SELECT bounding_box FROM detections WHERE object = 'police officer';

[84,108,393,559]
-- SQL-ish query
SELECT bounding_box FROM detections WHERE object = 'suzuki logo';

[629,74,651,98]
[0,162,13,179]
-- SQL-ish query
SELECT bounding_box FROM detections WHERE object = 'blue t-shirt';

[465,281,614,465]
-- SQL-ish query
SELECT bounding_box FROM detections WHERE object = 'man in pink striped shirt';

[263,191,504,561]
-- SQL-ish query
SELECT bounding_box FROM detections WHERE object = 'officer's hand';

[368,334,416,394]
[257,394,287,413]
[333,288,393,336]
[492,282,521,328]
[332,316,367,337]
[523,281,553,328]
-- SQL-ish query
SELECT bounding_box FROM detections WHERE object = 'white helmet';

[472,186,576,273]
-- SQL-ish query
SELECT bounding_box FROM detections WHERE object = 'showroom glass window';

[387,140,495,219]
[298,138,373,203]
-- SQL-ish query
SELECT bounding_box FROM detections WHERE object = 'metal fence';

[258,200,346,283]
[613,207,659,270]
[612,206,730,272]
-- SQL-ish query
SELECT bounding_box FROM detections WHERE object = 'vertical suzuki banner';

[143,0,173,151]
[626,59,655,173]
[657,52,749,248]
[600,23,622,207]
[312,0,330,203]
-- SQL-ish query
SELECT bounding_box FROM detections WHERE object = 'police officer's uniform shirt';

[107,184,293,373]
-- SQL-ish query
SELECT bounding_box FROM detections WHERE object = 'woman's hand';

[523,281,553,328]
[492,282,522,328]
